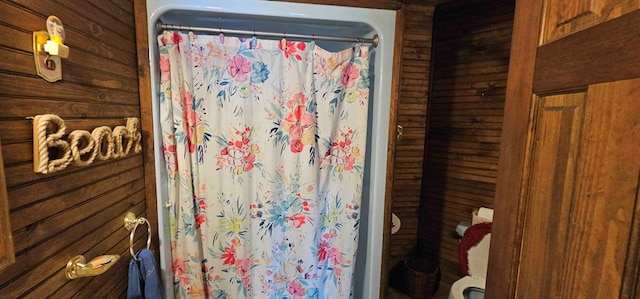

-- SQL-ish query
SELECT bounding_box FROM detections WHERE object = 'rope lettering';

[33,114,142,174]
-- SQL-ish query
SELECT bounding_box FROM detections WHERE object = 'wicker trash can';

[404,256,440,299]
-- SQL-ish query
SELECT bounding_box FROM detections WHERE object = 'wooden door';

[0,0,158,297]
[487,0,640,298]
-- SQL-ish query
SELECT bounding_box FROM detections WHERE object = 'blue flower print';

[250,61,270,83]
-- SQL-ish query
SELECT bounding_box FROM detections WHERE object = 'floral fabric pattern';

[158,31,370,299]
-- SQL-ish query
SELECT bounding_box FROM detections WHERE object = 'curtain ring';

[129,217,152,260]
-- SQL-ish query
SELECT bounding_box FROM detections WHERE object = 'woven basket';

[404,256,440,299]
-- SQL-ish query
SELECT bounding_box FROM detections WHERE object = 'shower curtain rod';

[156,21,379,48]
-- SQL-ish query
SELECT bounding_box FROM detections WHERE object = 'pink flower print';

[195,213,205,229]
[171,32,183,45]
[243,152,256,172]
[284,106,301,125]
[288,213,306,228]
[221,245,236,266]
[341,64,359,89]
[228,55,251,82]
[198,199,206,210]
[318,240,330,262]
[328,247,343,266]
[173,259,187,277]
[179,277,191,291]
[298,109,315,128]
[164,143,175,155]
[182,91,196,153]
[287,92,308,109]
[344,154,356,171]
[279,41,306,60]
[284,106,314,153]
[287,280,306,299]
[242,275,251,289]
[160,56,170,83]
[291,139,304,153]
[236,258,251,277]
[289,125,303,139]
[207,42,232,69]
[334,267,342,277]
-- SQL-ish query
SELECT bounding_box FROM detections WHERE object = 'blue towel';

[128,249,164,299]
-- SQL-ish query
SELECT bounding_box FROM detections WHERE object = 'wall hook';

[33,16,69,82]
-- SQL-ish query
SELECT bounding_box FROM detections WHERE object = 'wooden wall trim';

[533,9,640,94]
[0,136,14,271]
[381,7,405,297]
[485,0,544,298]
[134,0,159,253]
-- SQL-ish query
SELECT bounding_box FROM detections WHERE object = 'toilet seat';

[449,276,485,299]
[448,222,492,299]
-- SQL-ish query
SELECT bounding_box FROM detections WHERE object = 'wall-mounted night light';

[33,16,69,82]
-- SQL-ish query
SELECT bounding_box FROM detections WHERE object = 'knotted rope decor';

[32,114,143,174]
[34,114,72,174]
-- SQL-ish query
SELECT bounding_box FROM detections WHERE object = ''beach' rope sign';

[32,114,142,174]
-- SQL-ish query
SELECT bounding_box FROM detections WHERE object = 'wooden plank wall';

[390,3,434,260]
[0,0,147,297]
[418,0,515,289]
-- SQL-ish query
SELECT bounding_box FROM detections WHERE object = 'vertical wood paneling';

[420,0,514,289]
[516,79,640,298]
[390,3,435,260]
[517,93,586,297]
[0,0,146,297]
[0,136,13,271]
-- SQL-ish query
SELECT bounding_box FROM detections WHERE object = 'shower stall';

[144,1,396,297]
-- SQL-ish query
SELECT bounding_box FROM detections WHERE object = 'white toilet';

[448,222,492,299]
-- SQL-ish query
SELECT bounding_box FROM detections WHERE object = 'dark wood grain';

[133,0,161,259]
[621,175,640,298]
[0,0,143,296]
[419,1,513,289]
[533,9,640,94]
[485,0,542,297]
[389,3,434,262]
[490,0,640,297]
[0,136,14,271]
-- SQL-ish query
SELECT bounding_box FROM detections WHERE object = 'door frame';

[485,0,543,297]
[133,0,160,255]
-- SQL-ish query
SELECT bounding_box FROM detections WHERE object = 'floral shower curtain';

[158,30,370,299]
